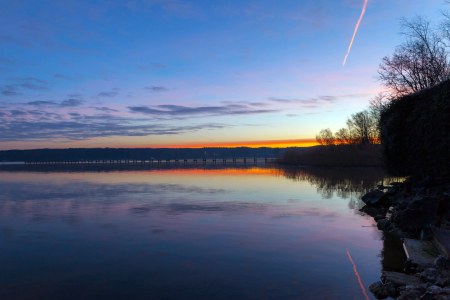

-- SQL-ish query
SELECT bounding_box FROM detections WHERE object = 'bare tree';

[316,108,379,146]
[334,128,351,145]
[346,110,378,145]
[316,128,335,146]
[378,16,450,96]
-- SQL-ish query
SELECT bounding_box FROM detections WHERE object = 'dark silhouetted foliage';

[380,79,450,177]
[277,144,382,168]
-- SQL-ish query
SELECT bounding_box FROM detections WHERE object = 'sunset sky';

[0,0,444,150]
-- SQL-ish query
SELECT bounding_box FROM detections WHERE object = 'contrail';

[343,0,369,66]
[347,251,370,300]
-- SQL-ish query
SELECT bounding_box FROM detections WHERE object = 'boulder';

[389,227,411,238]
[427,285,443,292]
[398,286,427,300]
[418,177,435,189]
[375,214,386,222]
[385,281,397,297]
[400,197,441,231]
[369,281,390,299]
[435,276,450,287]
[360,205,381,217]
[382,271,424,286]
[421,268,439,284]
[435,256,450,271]
[378,219,391,231]
[417,290,450,300]
[362,189,389,206]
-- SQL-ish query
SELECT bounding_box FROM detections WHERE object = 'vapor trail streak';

[347,251,370,300]
[343,0,369,66]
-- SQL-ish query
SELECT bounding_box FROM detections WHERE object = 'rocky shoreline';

[360,176,450,299]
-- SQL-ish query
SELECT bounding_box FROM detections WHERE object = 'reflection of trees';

[272,167,401,210]
[0,164,401,211]
[381,231,407,272]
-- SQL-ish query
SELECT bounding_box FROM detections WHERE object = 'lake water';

[0,164,405,300]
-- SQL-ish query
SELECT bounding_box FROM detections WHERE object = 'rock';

[421,227,434,240]
[418,177,435,189]
[435,256,450,271]
[400,197,441,231]
[360,205,381,217]
[389,227,411,238]
[405,285,418,290]
[375,214,386,222]
[362,189,389,206]
[378,219,391,231]
[417,290,450,300]
[421,268,439,284]
[435,276,450,287]
[427,285,443,292]
[369,281,390,299]
[382,271,424,286]
[398,286,427,300]
[385,281,397,297]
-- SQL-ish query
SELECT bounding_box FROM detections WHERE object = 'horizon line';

[0,139,319,151]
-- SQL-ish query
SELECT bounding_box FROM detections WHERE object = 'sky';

[0,0,445,150]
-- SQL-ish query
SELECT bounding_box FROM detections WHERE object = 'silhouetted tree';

[316,128,335,146]
[378,16,450,96]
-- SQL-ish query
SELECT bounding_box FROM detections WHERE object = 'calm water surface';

[0,165,404,300]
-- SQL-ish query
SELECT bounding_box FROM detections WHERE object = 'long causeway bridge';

[24,158,275,165]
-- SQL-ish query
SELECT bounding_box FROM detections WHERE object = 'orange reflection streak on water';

[135,167,310,178]
[347,251,370,300]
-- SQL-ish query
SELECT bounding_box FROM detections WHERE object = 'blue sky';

[0,0,444,149]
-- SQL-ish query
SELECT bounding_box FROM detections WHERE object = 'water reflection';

[277,167,391,204]
[0,165,398,300]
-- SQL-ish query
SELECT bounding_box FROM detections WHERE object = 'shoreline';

[360,176,450,299]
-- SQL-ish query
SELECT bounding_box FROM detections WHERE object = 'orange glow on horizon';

[347,251,370,300]
[141,139,318,149]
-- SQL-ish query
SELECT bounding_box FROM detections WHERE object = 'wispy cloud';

[97,91,119,97]
[60,99,84,107]
[20,82,48,90]
[1,85,22,96]
[26,99,84,107]
[93,107,119,112]
[268,95,338,107]
[0,118,230,141]
[144,86,168,92]
[128,104,279,117]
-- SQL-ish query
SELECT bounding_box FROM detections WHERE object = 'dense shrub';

[380,79,450,177]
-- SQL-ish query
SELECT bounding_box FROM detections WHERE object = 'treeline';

[280,11,450,171]
[278,104,383,167]
[0,147,297,162]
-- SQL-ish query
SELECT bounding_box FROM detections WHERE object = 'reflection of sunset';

[347,251,370,300]
[0,166,386,299]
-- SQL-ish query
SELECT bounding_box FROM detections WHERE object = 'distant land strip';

[0,147,312,162]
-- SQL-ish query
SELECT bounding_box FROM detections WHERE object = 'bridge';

[24,158,275,165]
